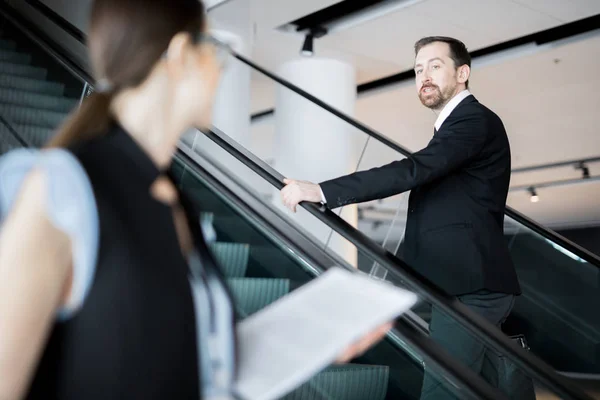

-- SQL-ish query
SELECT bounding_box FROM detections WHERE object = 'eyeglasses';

[192,32,231,69]
[160,32,231,69]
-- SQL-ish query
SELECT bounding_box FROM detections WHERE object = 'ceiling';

[210,0,600,236]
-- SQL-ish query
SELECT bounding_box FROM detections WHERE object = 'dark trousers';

[420,291,515,399]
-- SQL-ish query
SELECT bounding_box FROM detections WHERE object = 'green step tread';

[0,75,65,96]
[0,39,17,50]
[12,124,55,147]
[0,104,67,129]
[283,364,390,400]
[0,49,32,64]
[210,242,249,278]
[227,277,290,318]
[0,87,76,112]
[0,124,25,152]
[0,61,47,79]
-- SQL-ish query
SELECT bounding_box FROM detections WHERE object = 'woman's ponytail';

[46,91,113,148]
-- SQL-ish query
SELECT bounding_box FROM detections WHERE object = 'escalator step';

[0,39,17,50]
[0,62,47,79]
[0,104,66,128]
[12,124,55,147]
[282,364,390,400]
[0,125,24,153]
[0,75,65,96]
[227,278,290,317]
[0,87,76,112]
[0,49,32,64]
[210,242,249,278]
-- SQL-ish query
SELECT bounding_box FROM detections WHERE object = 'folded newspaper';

[234,267,418,400]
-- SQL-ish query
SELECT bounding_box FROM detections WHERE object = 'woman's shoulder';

[0,147,100,319]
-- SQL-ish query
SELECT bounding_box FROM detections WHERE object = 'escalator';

[0,1,598,399]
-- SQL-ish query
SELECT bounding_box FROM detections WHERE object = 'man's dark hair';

[414,36,471,88]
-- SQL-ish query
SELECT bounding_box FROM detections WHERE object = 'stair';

[210,242,249,278]
[0,39,17,50]
[0,87,76,112]
[227,277,290,317]
[0,31,75,152]
[0,61,47,79]
[0,50,31,64]
[282,364,389,400]
[0,74,65,96]
[204,212,391,399]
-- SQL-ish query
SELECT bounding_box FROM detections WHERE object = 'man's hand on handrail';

[281,178,324,212]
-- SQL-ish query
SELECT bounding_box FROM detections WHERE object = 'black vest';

[27,126,201,399]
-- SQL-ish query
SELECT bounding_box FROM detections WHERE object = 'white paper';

[233,267,418,400]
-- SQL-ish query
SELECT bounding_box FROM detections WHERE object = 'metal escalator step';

[282,364,390,400]
[227,277,290,317]
[0,49,31,64]
[209,242,249,278]
[0,62,47,79]
[0,124,24,153]
[0,104,66,128]
[0,75,65,96]
[0,88,76,113]
[0,39,17,50]
[12,124,56,147]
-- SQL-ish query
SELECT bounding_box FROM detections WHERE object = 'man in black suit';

[281,36,522,399]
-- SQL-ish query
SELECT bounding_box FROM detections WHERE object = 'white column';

[186,0,255,187]
[210,30,251,147]
[273,58,360,266]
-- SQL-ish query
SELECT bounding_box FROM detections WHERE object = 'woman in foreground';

[0,0,391,398]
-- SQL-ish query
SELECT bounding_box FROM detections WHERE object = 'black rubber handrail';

[13,0,599,269]
[201,126,591,400]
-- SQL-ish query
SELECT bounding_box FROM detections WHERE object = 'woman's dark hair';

[414,36,471,88]
[48,0,206,147]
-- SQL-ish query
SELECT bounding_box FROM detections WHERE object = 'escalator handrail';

[174,144,509,400]
[0,3,593,398]
[504,206,600,264]
[0,0,93,85]
[11,0,599,268]
[230,51,600,268]
[201,126,591,400]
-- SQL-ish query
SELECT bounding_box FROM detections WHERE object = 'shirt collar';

[434,89,472,131]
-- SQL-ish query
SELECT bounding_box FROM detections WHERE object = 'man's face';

[414,42,464,111]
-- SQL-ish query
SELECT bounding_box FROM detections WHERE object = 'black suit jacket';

[320,95,521,296]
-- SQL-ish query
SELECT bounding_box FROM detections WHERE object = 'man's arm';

[281,109,488,212]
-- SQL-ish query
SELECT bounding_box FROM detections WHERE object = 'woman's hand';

[335,322,394,364]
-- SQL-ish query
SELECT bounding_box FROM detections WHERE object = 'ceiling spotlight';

[528,187,539,203]
[299,26,327,57]
[300,33,314,57]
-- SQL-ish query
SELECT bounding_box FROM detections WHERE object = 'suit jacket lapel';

[437,95,478,132]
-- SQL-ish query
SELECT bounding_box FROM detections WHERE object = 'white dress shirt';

[319,89,473,204]
[434,89,472,131]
